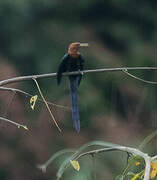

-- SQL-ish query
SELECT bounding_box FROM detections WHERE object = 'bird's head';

[68,42,88,57]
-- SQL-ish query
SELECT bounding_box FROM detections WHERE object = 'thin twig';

[139,130,157,150]
[0,86,70,110]
[75,148,116,159]
[122,69,157,84]
[32,78,62,132]
[91,154,96,180]
[0,116,28,130]
[151,155,157,161]
[0,67,157,86]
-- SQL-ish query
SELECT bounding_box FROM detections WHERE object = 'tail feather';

[69,76,80,133]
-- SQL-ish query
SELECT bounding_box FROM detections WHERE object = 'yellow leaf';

[131,173,139,180]
[150,161,157,179]
[30,95,38,110]
[151,169,157,179]
[23,126,29,131]
[70,160,80,171]
[135,162,140,166]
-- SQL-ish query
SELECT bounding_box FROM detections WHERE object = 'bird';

[57,42,88,132]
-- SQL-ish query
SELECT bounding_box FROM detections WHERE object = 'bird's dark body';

[57,53,84,132]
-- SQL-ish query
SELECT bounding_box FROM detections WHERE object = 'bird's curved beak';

[80,43,89,47]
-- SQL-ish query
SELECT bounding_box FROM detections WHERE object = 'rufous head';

[68,42,88,57]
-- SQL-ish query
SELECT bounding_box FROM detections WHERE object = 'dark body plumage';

[57,53,84,132]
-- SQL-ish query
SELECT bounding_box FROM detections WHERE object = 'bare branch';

[122,69,157,84]
[33,78,62,132]
[0,116,28,130]
[0,86,31,96]
[151,155,157,161]
[75,147,117,159]
[0,67,157,86]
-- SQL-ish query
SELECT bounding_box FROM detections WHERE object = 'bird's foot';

[78,70,84,75]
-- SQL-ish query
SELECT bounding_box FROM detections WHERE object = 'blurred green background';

[0,0,157,179]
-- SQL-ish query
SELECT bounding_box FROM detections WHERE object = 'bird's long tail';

[69,76,80,133]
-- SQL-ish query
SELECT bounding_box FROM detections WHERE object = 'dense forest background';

[0,0,157,179]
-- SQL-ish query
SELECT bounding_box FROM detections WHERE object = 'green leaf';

[127,171,136,177]
[115,175,124,180]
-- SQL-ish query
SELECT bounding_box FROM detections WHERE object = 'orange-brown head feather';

[68,42,88,58]
[68,42,81,58]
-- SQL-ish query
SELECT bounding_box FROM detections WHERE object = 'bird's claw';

[78,70,84,75]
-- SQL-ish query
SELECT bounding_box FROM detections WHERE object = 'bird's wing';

[57,53,69,85]
[79,55,85,71]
